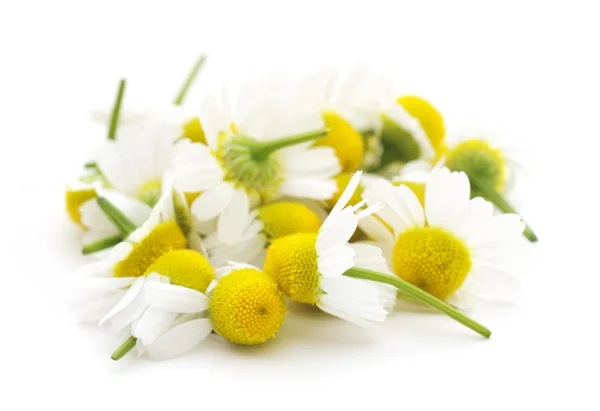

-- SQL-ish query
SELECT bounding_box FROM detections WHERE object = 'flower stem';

[343,267,492,338]
[250,129,328,160]
[107,79,126,141]
[469,174,538,242]
[173,55,207,106]
[96,197,137,237]
[82,234,123,255]
[111,336,137,361]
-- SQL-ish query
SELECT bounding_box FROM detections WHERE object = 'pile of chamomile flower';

[68,56,536,361]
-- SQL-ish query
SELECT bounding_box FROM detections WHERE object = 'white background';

[1,1,599,409]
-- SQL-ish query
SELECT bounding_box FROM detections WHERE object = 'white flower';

[172,87,340,244]
[360,167,525,309]
[94,121,192,208]
[264,171,397,326]
[72,188,202,322]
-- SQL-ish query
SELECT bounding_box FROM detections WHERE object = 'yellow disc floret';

[263,233,320,304]
[397,96,445,155]
[182,117,207,145]
[65,188,97,227]
[393,180,426,207]
[113,220,187,278]
[209,268,287,345]
[258,202,321,241]
[391,227,472,300]
[326,173,364,209]
[316,111,364,172]
[144,249,215,293]
[446,139,506,194]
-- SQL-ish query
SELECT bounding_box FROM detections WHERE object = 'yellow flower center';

[144,249,215,293]
[397,96,445,155]
[209,268,287,345]
[326,173,364,209]
[393,180,426,207]
[113,220,187,278]
[257,202,321,241]
[136,178,162,206]
[263,233,320,304]
[446,139,506,194]
[182,117,207,145]
[65,188,97,227]
[391,227,472,300]
[316,111,364,172]
[184,191,202,207]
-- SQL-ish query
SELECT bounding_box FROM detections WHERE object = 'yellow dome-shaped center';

[326,173,364,209]
[446,139,506,195]
[316,111,364,172]
[65,188,97,227]
[210,268,287,345]
[397,96,445,155]
[258,202,321,241]
[391,227,472,300]
[393,180,426,207]
[182,117,207,145]
[144,249,215,293]
[263,233,320,304]
[113,220,188,278]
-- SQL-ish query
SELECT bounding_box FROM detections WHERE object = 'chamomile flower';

[395,127,537,241]
[204,201,323,268]
[94,120,192,208]
[263,171,396,326]
[72,187,200,322]
[172,90,340,244]
[102,254,286,361]
[284,68,370,172]
[360,167,526,309]
[357,69,446,171]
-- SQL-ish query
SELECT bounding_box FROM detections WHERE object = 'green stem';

[343,267,492,338]
[107,79,126,141]
[250,128,328,160]
[82,234,123,255]
[111,336,137,361]
[173,55,207,106]
[469,174,538,242]
[96,197,137,237]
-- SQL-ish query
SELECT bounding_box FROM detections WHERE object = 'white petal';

[143,281,210,313]
[331,171,362,214]
[425,168,470,228]
[317,245,355,277]
[217,189,250,243]
[99,276,145,327]
[357,214,396,245]
[277,178,338,200]
[316,208,359,254]
[191,182,236,221]
[143,318,213,360]
[132,308,178,345]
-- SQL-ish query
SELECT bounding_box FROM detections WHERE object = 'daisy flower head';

[172,86,341,244]
[263,171,396,326]
[72,186,201,322]
[102,256,286,361]
[361,167,526,310]
[356,68,446,171]
[204,201,323,268]
[284,67,372,173]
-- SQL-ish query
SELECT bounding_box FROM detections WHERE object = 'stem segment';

[96,197,137,237]
[111,336,137,361]
[343,267,492,338]
[469,174,537,242]
[107,79,126,141]
[250,128,328,160]
[173,55,207,106]
[82,234,123,255]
